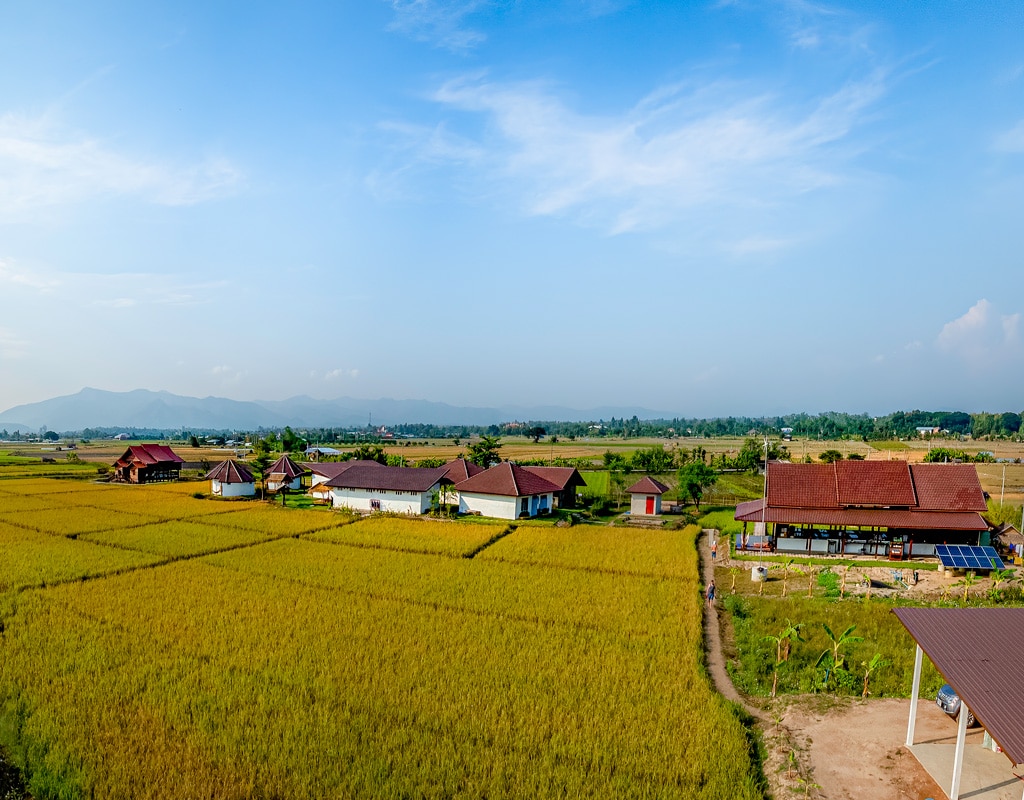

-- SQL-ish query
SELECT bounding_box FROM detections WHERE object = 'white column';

[950,701,969,800]
[906,645,923,746]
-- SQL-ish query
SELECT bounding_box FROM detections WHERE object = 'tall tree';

[467,435,502,468]
[677,461,717,511]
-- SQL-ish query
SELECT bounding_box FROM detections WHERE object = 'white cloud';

[993,120,1024,153]
[386,0,488,53]
[937,299,1021,359]
[0,112,243,215]
[415,67,886,234]
[0,257,61,291]
[325,368,360,380]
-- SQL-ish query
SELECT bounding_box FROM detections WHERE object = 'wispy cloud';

[0,257,61,291]
[0,112,243,215]
[323,368,360,381]
[937,299,1021,360]
[416,67,886,234]
[385,0,489,53]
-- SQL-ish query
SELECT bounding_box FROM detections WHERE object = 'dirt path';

[698,529,949,800]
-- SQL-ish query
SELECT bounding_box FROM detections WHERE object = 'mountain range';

[0,388,671,433]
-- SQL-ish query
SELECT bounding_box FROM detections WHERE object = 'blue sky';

[1,0,1022,418]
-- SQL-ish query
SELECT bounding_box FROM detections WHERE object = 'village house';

[455,462,560,520]
[323,465,450,514]
[734,460,989,558]
[306,460,384,487]
[627,476,670,516]
[520,466,587,508]
[206,459,256,497]
[111,444,184,484]
[265,454,309,492]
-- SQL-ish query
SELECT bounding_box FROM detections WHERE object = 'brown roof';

[836,460,916,506]
[735,503,988,531]
[521,466,586,492]
[324,465,449,493]
[205,459,254,484]
[766,461,986,511]
[114,444,184,468]
[307,460,384,479]
[911,463,987,511]
[267,455,309,480]
[894,607,1024,765]
[627,476,670,495]
[455,462,561,498]
[441,458,485,484]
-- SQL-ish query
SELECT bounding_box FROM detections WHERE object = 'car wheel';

[956,707,977,728]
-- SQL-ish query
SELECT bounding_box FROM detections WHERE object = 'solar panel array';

[935,544,1004,571]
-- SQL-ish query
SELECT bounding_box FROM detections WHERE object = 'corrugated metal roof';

[893,607,1024,766]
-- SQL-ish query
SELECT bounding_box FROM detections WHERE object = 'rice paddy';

[0,476,766,799]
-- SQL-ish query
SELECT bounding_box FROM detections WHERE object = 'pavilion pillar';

[905,645,923,746]
[950,699,969,800]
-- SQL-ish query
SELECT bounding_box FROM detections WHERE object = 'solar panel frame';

[935,544,1004,570]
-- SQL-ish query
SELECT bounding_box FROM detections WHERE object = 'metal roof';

[734,501,988,532]
[893,607,1024,766]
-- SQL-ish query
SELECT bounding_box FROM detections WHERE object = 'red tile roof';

[441,458,485,483]
[836,460,916,507]
[911,463,987,511]
[521,466,586,491]
[205,459,254,484]
[894,607,1024,765]
[325,465,450,493]
[114,444,184,468]
[455,462,561,498]
[739,461,988,532]
[627,476,670,495]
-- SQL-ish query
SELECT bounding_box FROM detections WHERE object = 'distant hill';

[0,388,670,433]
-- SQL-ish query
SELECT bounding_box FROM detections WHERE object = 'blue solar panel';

[935,544,1004,571]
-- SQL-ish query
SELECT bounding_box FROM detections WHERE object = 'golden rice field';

[0,477,765,800]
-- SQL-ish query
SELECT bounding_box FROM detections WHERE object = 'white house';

[455,462,560,520]
[266,454,309,492]
[205,459,256,498]
[325,465,450,514]
[627,476,670,516]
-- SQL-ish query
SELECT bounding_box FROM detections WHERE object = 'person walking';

[706,580,716,606]
[711,540,718,561]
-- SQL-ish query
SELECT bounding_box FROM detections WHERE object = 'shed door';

[645,496,655,514]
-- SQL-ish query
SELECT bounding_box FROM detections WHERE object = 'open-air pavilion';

[895,607,1024,800]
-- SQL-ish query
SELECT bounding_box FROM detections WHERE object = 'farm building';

[206,459,255,497]
[455,462,560,520]
[265,455,309,492]
[734,461,988,558]
[627,476,670,516]
[111,444,184,484]
[521,466,587,508]
[323,465,450,514]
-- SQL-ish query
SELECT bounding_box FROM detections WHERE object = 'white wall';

[211,479,255,497]
[267,476,302,492]
[330,486,433,514]
[459,492,553,520]
[630,494,662,516]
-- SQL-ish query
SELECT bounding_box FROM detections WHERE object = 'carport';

[895,608,1024,800]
